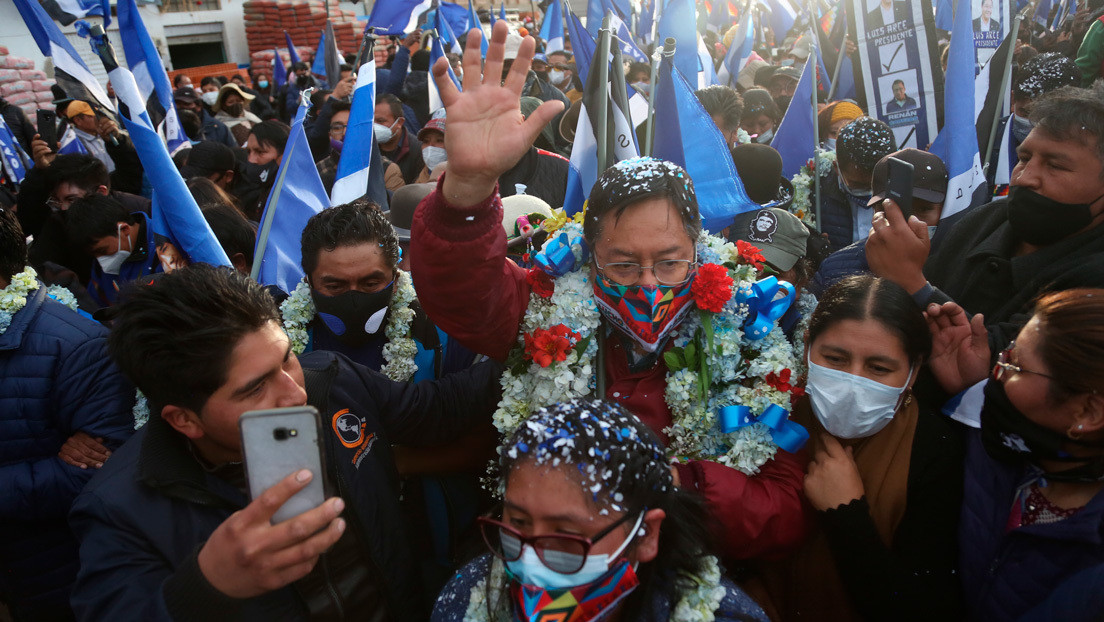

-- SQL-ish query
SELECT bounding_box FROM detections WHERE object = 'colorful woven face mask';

[508,558,639,622]
[592,272,695,352]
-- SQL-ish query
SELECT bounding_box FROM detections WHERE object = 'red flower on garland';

[735,240,766,271]
[765,369,805,397]
[691,263,734,313]
[523,324,580,367]
[526,268,555,299]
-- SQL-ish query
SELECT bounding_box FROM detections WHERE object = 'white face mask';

[97,224,132,275]
[755,128,774,144]
[548,69,566,86]
[806,359,914,439]
[927,224,938,239]
[201,90,219,106]
[504,512,644,590]
[824,138,837,151]
[422,145,447,171]
[373,119,397,144]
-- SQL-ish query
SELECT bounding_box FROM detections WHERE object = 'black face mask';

[310,282,394,348]
[1007,186,1101,246]
[981,379,1104,482]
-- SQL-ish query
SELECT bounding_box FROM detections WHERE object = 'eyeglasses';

[477,509,641,574]
[329,122,347,132]
[595,251,697,286]
[993,341,1059,383]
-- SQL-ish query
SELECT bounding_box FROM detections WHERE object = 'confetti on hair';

[836,117,896,171]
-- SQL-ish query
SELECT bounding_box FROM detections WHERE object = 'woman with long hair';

[433,398,768,622]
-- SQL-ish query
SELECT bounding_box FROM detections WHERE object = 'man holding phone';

[68,265,503,620]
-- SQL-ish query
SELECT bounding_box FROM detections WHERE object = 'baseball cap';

[772,66,802,83]
[417,117,445,141]
[729,208,810,271]
[503,33,524,61]
[179,141,237,179]
[64,100,95,119]
[868,148,949,206]
[173,86,200,104]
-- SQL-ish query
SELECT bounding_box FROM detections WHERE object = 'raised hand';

[924,302,991,394]
[197,469,345,598]
[434,21,564,208]
[866,198,930,295]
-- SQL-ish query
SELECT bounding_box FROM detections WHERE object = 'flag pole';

[983,10,1024,176]
[353,27,376,73]
[826,27,846,100]
[809,25,822,230]
[595,13,613,173]
[643,39,666,156]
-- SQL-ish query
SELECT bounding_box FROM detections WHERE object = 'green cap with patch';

[729,208,810,272]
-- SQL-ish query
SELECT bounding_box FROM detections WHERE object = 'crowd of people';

[2,1,1104,620]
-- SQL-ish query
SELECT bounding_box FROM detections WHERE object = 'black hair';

[249,120,291,155]
[695,84,744,133]
[328,99,352,115]
[411,49,431,71]
[300,199,398,278]
[807,275,931,365]
[376,93,403,120]
[173,74,190,88]
[230,74,245,83]
[339,62,353,74]
[496,399,715,620]
[48,154,110,194]
[836,117,896,173]
[65,194,135,251]
[309,89,332,112]
[107,264,279,414]
[1014,52,1079,102]
[293,61,310,72]
[1030,83,1104,168]
[741,88,780,123]
[202,204,257,269]
[892,79,905,88]
[583,157,701,247]
[0,208,26,282]
[627,61,651,82]
[187,176,242,212]
[200,76,220,89]
[178,109,202,141]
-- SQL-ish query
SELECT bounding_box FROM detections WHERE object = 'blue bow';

[733,276,796,340]
[534,231,590,277]
[718,403,809,453]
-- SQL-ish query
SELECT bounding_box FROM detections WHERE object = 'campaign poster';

[852,0,941,150]
[972,0,1010,68]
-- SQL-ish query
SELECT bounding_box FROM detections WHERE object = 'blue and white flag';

[587,0,630,37]
[89,36,230,268]
[539,0,565,54]
[423,2,471,43]
[0,114,30,184]
[638,0,656,44]
[771,53,816,179]
[707,0,733,33]
[332,59,380,205]
[610,13,648,63]
[697,35,719,87]
[57,126,89,155]
[567,12,597,86]
[285,31,302,66]
[273,47,288,88]
[718,1,754,86]
[40,0,108,27]
[366,0,434,35]
[759,0,797,39]
[564,46,639,215]
[254,102,329,293]
[437,10,463,54]
[13,0,113,113]
[428,34,462,114]
[311,27,342,86]
[467,0,489,56]
[930,0,986,218]
[1034,0,1054,25]
[657,0,701,87]
[118,0,186,156]
[652,52,757,232]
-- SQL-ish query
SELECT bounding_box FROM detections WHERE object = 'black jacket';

[499,147,570,209]
[0,97,36,152]
[69,351,503,622]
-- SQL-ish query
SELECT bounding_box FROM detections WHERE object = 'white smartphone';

[239,406,328,524]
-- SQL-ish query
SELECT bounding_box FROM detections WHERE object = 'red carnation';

[735,240,767,270]
[766,369,806,398]
[527,268,555,299]
[691,263,734,313]
[523,324,580,367]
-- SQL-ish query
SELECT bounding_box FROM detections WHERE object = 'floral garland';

[493,221,804,476]
[789,149,837,231]
[464,555,727,621]
[789,290,818,378]
[279,270,420,382]
[2,266,150,428]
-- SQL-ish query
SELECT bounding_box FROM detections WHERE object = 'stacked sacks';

[0,47,57,118]
[241,0,361,59]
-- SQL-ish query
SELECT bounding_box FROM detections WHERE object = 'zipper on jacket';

[319,552,346,621]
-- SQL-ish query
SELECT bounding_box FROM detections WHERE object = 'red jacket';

[411,178,811,561]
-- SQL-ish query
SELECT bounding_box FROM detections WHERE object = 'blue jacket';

[69,350,502,622]
[809,239,870,297]
[200,109,238,149]
[817,169,859,253]
[959,431,1104,621]
[87,212,162,308]
[0,286,135,619]
[433,554,770,622]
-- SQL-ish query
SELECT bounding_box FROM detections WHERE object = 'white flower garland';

[789,290,818,378]
[464,555,727,621]
[493,222,800,475]
[789,149,836,231]
[279,270,420,382]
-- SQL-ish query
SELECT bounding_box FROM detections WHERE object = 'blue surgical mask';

[257,79,269,89]
[823,138,837,151]
[1011,113,1033,143]
[807,358,914,439]
[754,128,774,144]
[504,512,644,590]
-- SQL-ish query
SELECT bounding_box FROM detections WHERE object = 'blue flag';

[13,0,113,113]
[539,0,565,53]
[436,10,464,54]
[657,0,701,87]
[39,0,107,27]
[254,102,330,293]
[57,126,89,155]
[311,30,328,77]
[653,53,757,232]
[118,0,187,156]
[567,12,598,86]
[758,0,797,39]
[273,48,288,88]
[771,53,816,179]
[718,0,754,86]
[428,34,462,114]
[0,113,30,184]
[638,0,655,44]
[284,31,301,66]
[332,56,388,207]
[814,41,831,95]
[423,2,470,43]
[467,0,489,55]
[610,13,648,63]
[500,2,507,21]
[930,0,986,218]
[91,42,230,267]
[707,0,732,33]
[366,0,434,35]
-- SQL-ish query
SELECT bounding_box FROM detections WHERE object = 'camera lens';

[273,428,288,441]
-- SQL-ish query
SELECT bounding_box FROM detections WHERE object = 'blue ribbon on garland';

[733,276,796,340]
[534,231,590,277]
[718,403,809,453]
